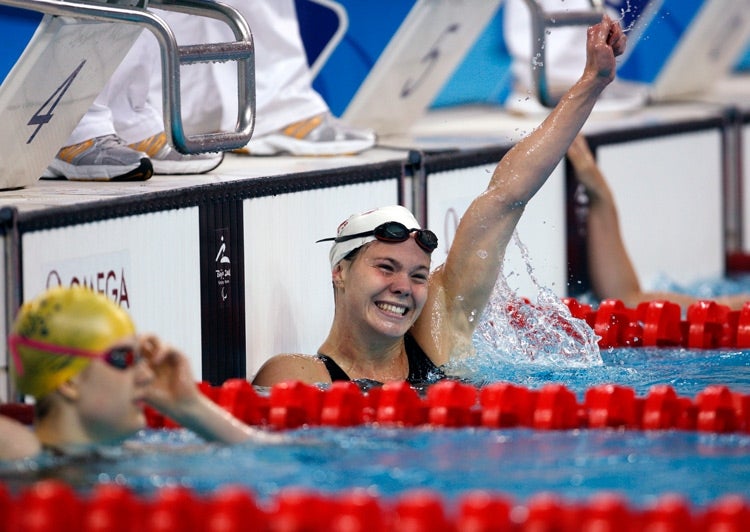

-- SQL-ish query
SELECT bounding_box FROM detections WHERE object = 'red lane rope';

[162,379,749,434]
[1,480,748,531]
[4,297,750,529]
[564,297,750,349]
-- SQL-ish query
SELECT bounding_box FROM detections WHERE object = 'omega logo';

[45,268,130,308]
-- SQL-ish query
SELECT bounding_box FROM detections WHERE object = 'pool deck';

[2,74,749,214]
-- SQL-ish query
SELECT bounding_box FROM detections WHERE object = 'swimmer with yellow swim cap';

[1,286,276,460]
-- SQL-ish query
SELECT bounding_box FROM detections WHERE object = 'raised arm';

[419,16,627,361]
[570,135,750,311]
[567,134,643,303]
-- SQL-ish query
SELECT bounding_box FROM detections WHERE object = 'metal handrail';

[522,0,604,107]
[0,0,255,153]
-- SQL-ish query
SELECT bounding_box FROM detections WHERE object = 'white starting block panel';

[0,10,142,189]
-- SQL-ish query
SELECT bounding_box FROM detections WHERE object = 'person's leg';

[237,0,375,155]
[42,89,152,182]
[161,0,374,156]
[43,28,222,181]
[115,30,224,175]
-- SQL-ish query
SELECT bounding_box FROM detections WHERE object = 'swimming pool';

[2,292,750,529]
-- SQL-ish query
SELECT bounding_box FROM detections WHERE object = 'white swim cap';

[323,205,423,269]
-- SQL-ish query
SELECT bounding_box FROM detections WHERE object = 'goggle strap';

[8,334,111,376]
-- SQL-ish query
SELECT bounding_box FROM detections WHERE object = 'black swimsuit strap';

[404,332,444,382]
[318,335,444,384]
[316,353,351,381]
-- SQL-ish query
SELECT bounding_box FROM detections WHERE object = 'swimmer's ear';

[332,262,346,287]
[56,377,81,402]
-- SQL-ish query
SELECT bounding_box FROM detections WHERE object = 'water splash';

[611,0,640,34]
[444,231,602,382]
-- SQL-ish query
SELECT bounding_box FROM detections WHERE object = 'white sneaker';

[237,113,376,156]
[129,132,224,175]
[42,134,152,181]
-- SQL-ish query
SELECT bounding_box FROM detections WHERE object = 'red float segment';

[320,381,366,427]
[0,483,14,532]
[2,481,750,531]
[702,494,750,531]
[696,385,740,433]
[735,302,750,348]
[642,385,683,430]
[593,299,633,348]
[637,300,683,347]
[83,484,143,532]
[375,381,427,426]
[523,492,579,532]
[456,490,513,531]
[578,492,635,532]
[732,393,750,433]
[217,378,268,426]
[270,488,335,532]
[331,489,389,532]
[426,380,479,427]
[191,379,750,434]
[479,382,537,428]
[686,301,729,349]
[268,380,323,429]
[676,397,698,431]
[720,309,740,348]
[533,384,580,430]
[204,485,267,532]
[15,480,83,532]
[576,296,750,348]
[362,386,382,424]
[198,381,219,402]
[145,485,208,532]
[143,406,166,429]
[584,384,639,429]
[621,320,644,348]
[641,494,695,532]
[562,297,593,320]
[392,490,453,532]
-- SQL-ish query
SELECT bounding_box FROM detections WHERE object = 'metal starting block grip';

[150,0,255,154]
[1,0,255,154]
[522,0,605,107]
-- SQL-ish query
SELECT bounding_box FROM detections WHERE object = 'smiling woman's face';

[336,238,431,339]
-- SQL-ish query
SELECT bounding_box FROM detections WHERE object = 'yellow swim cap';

[10,286,136,398]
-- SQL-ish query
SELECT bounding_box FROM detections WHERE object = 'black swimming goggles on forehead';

[317,221,438,253]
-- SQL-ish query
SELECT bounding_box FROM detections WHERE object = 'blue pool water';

[2,274,750,508]
[34,423,745,509]
[2,342,748,508]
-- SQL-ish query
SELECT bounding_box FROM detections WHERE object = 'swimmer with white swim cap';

[252,15,628,387]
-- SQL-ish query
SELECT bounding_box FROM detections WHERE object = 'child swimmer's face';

[67,336,154,444]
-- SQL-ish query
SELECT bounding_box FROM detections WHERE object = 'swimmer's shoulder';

[0,414,41,460]
[251,353,331,387]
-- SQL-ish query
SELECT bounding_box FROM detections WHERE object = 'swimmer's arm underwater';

[140,336,279,444]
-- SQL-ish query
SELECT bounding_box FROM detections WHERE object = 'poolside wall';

[1,0,748,399]
[0,106,742,400]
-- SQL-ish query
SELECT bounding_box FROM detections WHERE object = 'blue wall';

[0,7,42,84]
[297,0,750,115]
